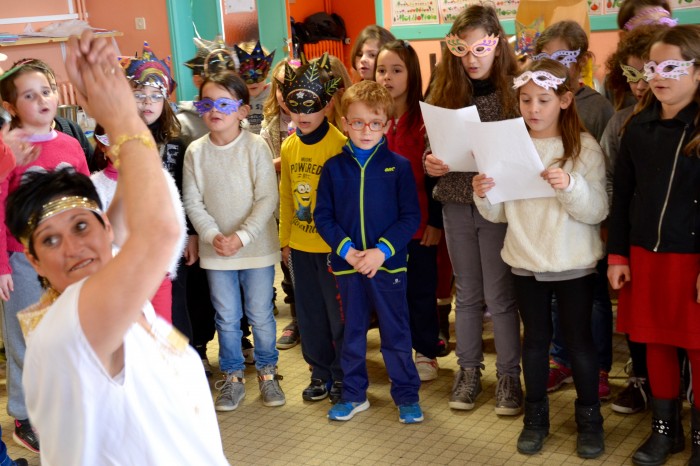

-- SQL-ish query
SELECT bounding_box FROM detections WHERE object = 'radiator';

[303,40,344,62]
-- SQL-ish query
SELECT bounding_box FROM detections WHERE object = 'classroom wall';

[1,0,172,87]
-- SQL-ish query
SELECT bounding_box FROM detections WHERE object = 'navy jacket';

[314,137,420,274]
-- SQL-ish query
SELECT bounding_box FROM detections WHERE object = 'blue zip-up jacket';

[314,137,421,275]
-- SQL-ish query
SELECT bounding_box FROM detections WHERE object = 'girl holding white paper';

[473,58,608,458]
[423,4,523,417]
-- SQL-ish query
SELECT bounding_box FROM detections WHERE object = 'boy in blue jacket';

[314,80,423,424]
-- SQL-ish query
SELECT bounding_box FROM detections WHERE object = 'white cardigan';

[474,133,608,273]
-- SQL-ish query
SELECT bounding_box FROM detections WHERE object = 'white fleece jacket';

[474,133,608,273]
[183,130,280,270]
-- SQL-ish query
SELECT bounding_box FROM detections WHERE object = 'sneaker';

[302,378,329,401]
[398,402,424,424]
[415,353,439,381]
[546,359,573,392]
[328,399,370,421]
[242,337,255,365]
[495,374,523,416]
[436,335,450,357]
[201,357,213,378]
[599,370,611,401]
[13,419,39,453]
[329,381,342,404]
[449,367,482,410]
[276,321,300,350]
[611,377,650,414]
[258,365,286,407]
[214,371,246,411]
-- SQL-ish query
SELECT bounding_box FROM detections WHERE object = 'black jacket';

[608,100,700,256]
[54,116,96,172]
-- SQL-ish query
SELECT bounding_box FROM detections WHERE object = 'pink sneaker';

[599,370,611,401]
[546,359,573,392]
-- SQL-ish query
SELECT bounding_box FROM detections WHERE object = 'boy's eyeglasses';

[348,119,386,132]
[133,93,166,103]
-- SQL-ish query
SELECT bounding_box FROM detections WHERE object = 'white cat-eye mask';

[644,59,695,81]
[513,71,565,91]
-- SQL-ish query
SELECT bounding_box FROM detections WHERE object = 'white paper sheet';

[467,118,555,204]
[419,101,481,172]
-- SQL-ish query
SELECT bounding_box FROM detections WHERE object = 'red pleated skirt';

[617,246,700,348]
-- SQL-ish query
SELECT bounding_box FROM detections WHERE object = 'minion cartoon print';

[294,182,313,223]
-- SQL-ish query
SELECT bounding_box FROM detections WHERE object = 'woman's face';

[28,208,113,293]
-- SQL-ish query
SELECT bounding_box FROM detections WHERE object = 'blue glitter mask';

[194,97,244,116]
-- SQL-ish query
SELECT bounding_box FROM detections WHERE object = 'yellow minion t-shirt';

[279,122,347,253]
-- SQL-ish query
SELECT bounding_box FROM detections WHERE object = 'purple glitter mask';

[194,97,244,116]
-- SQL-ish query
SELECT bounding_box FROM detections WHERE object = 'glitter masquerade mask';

[234,41,275,84]
[513,71,566,91]
[445,34,499,58]
[644,59,695,81]
[119,42,177,97]
[532,49,581,68]
[194,97,244,116]
[620,64,647,83]
[277,53,341,115]
[624,7,678,31]
[20,196,102,247]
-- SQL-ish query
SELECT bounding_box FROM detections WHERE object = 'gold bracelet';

[109,131,156,169]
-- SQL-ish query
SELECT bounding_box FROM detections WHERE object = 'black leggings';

[514,273,598,406]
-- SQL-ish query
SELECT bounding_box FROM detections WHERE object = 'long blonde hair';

[262,60,288,122]
[322,55,352,129]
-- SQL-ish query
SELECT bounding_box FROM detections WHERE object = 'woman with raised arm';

[4,31,230,465]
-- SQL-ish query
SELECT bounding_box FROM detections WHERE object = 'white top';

[474,133,608,273]
[90,168,187,277]
[183,130,280,270]
[23,279,230,466]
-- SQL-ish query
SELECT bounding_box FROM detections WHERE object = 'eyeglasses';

[133,93,166,103]
[348,119,386,132]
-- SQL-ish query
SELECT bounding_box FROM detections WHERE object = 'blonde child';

[350,25,395,81]
[234,40,275,135]
[424,4,523,416]
[183,72,284,411]
[324,55,352,129]
[607,25,700,465]
[474,58,608,458]
[0,58,89,453]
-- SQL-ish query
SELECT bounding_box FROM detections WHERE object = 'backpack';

[303,12,346,43]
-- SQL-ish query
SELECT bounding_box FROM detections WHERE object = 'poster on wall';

[588,0,604,15]
[392,0,440,25]
[438,0,519,22]
[605,0,700,14]
[673,0,700,9]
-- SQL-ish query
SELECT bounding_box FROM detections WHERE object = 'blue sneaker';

[327,399,370,421]
[398,403,424,424]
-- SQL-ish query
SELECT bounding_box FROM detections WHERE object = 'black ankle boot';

[517,398,549,455]
[632,397,685,466]
[575,400,605,459]
[690,406,700,466]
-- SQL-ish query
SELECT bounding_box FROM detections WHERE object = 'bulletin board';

[378,0,700,39]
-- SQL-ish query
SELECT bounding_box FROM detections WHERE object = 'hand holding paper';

[419,102,481,172]
[468,118,555,204]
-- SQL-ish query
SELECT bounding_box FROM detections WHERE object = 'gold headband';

[21,196,102,247]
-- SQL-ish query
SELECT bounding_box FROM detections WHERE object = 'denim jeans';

[207,266,278,373]
[2,252,42,420]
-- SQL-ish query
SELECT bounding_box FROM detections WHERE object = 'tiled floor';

[0,266,693,465]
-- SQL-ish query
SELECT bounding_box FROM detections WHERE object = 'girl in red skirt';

[608,25,700,466]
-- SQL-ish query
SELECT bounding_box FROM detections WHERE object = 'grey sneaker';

[214,371,245,412]
[495,374,523,416]
[258,365,286,407]
[449,367,482,410]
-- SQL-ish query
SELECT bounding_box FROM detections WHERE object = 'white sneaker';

[415,352,439,381]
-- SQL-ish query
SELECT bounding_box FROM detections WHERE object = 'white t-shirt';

[23,278,230,466]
